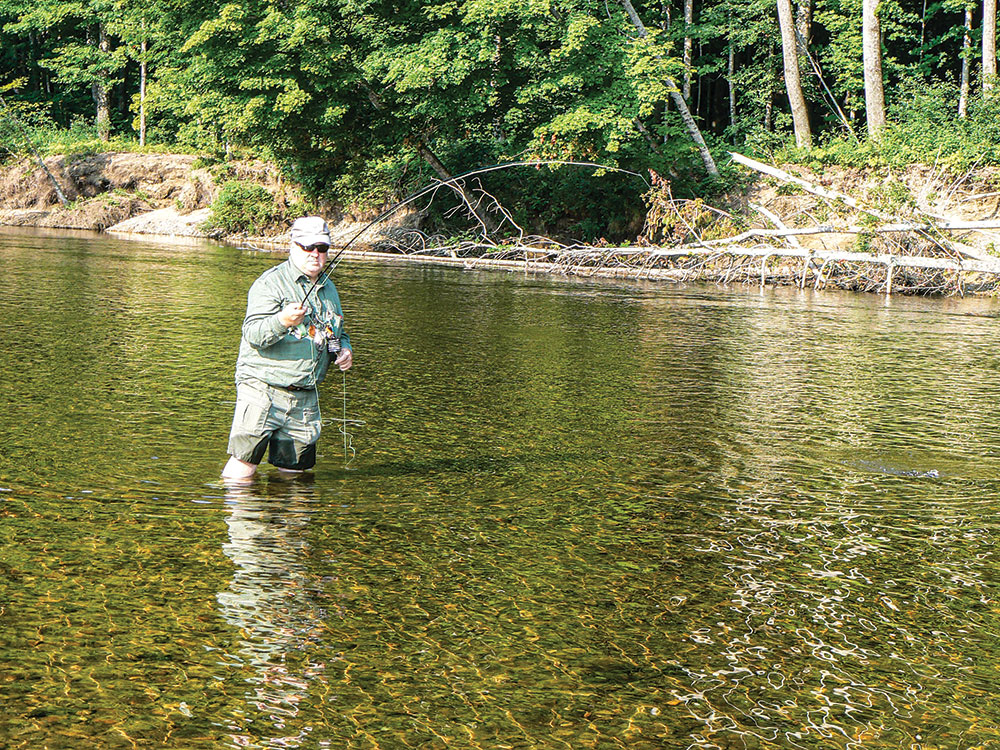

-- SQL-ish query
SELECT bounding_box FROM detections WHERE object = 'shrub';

[771,81,1000,173]
[203,180,278,235]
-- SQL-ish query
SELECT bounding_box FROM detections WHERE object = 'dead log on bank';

[365,154,1000,296]
[728,151,993,261]
[345,239,1000,295]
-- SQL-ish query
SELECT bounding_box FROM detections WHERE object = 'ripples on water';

[2,227,1000,748]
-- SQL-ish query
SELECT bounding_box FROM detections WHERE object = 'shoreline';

[0,210,700,286]
[7,209,1000,295]
[6,150,1000,296]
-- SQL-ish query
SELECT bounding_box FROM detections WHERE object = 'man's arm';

[242,277,306,348]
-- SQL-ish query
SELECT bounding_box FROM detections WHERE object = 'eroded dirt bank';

[0,153,216,233]
[0,152,408,245]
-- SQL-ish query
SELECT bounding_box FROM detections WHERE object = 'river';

[2,225,1000,749]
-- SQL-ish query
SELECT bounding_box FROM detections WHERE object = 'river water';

[2,226,1000,749]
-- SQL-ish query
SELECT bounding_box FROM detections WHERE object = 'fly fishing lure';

[288,312,344,351]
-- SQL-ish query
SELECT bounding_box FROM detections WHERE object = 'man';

[222,216,353,480]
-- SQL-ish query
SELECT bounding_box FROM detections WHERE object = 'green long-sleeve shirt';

[234,259,351,388]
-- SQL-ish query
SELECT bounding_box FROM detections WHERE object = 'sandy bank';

[104,207,211,237]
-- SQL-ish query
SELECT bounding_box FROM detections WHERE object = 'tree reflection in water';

[217,478,332,749]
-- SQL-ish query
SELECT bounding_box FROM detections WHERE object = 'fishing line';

[300,158,649,304]
[302,158,645,468]
[320,370,365,467]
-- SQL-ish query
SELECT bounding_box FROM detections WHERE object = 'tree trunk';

[93,85,110,142]
[985,0,997,93]
[139,30,147,146]
[93,23,111,141]
[776,0,812,148]
[491,31,503,139]
[683,0,694,100]
[765,42,776,131]
[414,140,499,235]
[796,0,812,46]
[862,0,886,137]
[29,31,39,92]
[960,6,973,117]
[728,24,736,138]
[696,41,703,114]
[920,0,928,48]
[620,0,719,175]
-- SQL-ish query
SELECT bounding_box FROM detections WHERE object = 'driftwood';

[444,230,1000,294]
[729,151,995,262]
[349,154,1000,296]
[497,244,1000,272]
[730,152,881,215]
[697,219,1000,243]
[751,203,804,248]
[729,151,1000,261]
[348,242,1000,296]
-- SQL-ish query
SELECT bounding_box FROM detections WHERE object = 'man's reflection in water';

[218,477,332,749]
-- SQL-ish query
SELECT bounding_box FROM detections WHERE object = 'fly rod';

[300,159,648,303]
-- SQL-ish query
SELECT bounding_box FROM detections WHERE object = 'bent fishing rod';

[300,158,649,305]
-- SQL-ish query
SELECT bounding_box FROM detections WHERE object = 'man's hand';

[277,302,307,328]
[335,348,353,371]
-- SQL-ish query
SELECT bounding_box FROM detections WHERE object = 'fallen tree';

[365,154,1000,296]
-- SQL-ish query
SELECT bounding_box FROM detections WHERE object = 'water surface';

[2,226,1000,748]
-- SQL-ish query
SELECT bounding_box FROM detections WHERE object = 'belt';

[245,378,314,393]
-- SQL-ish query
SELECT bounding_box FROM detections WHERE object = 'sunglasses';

[297,243,330,253]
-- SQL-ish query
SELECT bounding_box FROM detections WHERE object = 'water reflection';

[217,478,332,749]
[661,474,1000,749]
[7,227,1000,748]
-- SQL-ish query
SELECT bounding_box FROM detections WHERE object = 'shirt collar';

[284,258,324,288]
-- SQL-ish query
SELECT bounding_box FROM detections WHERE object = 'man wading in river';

[222,216,353,480]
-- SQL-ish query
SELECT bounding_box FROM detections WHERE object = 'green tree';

[4,0,126,140]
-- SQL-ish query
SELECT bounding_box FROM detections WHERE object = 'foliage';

[777,81,1000,171]
[203,180,279,235]
[5,0,1000,237]
[642,170,745,244]
[0,87,55,161]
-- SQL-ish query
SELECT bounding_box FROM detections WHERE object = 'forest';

[3,0,1000,239]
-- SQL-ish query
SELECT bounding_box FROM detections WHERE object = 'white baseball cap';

[289,216,331,246]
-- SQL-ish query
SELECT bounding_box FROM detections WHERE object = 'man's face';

[290,242,330,279]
